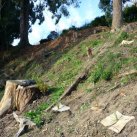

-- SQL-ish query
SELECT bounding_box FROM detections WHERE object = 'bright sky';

[13,0,103,45]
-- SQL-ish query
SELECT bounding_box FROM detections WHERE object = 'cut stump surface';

[0,80,41,117]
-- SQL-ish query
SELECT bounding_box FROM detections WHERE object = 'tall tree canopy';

[0,0,80,50]
[18,0,80,47]
[0,0,20,50]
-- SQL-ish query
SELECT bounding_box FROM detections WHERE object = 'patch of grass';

[88,53,123,83]
[35,78,48,94]
[25,32,106,127]
[91,39,103,48]
[68,126,75,133]
[80,39,103,50]
[114,31,129,45]
[90,63,104,83]
[24,62,43,79]
[80,102,90,112]
[130,47,137,54]
[45,49,83,88]
[102,66,113,81]
[121,74,137,86]
[25,87,64,127]
[55,126,62,134]
[86,88,93,93]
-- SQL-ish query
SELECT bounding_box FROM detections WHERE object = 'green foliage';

[91,39,103,47]
[25,103,49,127]
[98,0,137,26]
[121,74,137,86]
[0,0,20,50]
[26,36,105,126]
[76,16,110,30]
[80,102,90,112]
[60,25,78,36]
[130,47,137,54]
[88,53,123,83]
[115,32,129,45]
[91,16,110,27]
[102,66,113,81]
[35,79,48,94]
[46,48,83,88]
[90,63,104,83]
[0,0,80,49]
[25,87,64,126]
[86,88,92,93]
[123,5,137,23]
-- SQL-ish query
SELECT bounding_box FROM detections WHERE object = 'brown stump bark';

[0,80,41,117]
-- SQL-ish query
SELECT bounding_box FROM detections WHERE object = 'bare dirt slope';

[1,81,137,137]
[0,24,137,137]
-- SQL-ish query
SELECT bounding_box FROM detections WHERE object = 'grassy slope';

[27,32,137,125]
[0,28,137,127]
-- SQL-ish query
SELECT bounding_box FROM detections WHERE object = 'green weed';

[80,102,90,112]
[25,87,64,126]
[86,88,93,93]
[130,47,137,54]
[121,74,137,86]
[114,31,129,45]
[35,78,48,94]
[91,39,102,47]
[88,53,123,83]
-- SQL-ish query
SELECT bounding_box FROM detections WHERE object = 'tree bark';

[0,0,1,20]
[0,80,41,117]
[18,0,30,47]
[112,0,123,31]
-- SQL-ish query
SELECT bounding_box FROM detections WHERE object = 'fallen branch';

[46,40,118,112]
[13,112,36,137]
[118,70,137,78]
[45,65,92,112]
[107,83,120,92]
[60,69,90,100]
[120,40,134,46]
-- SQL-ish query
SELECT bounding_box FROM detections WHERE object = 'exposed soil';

[0,81,137,137]
[0,24,137,137]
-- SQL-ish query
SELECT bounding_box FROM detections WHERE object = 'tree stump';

[0,80,41,117]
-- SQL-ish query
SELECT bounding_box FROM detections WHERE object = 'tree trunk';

[18,0,30,47]
[0,0,1,20]
[0,80,41,117]
[112,0,123,31]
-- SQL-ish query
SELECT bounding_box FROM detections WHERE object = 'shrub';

[102,66,113,81]
[123,5,137,23]
[91,15,110,27]
[91,63,104,83]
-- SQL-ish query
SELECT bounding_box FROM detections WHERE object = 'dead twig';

[107,83,120,92]
[118,70,137,78]
[13,112,36,137]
